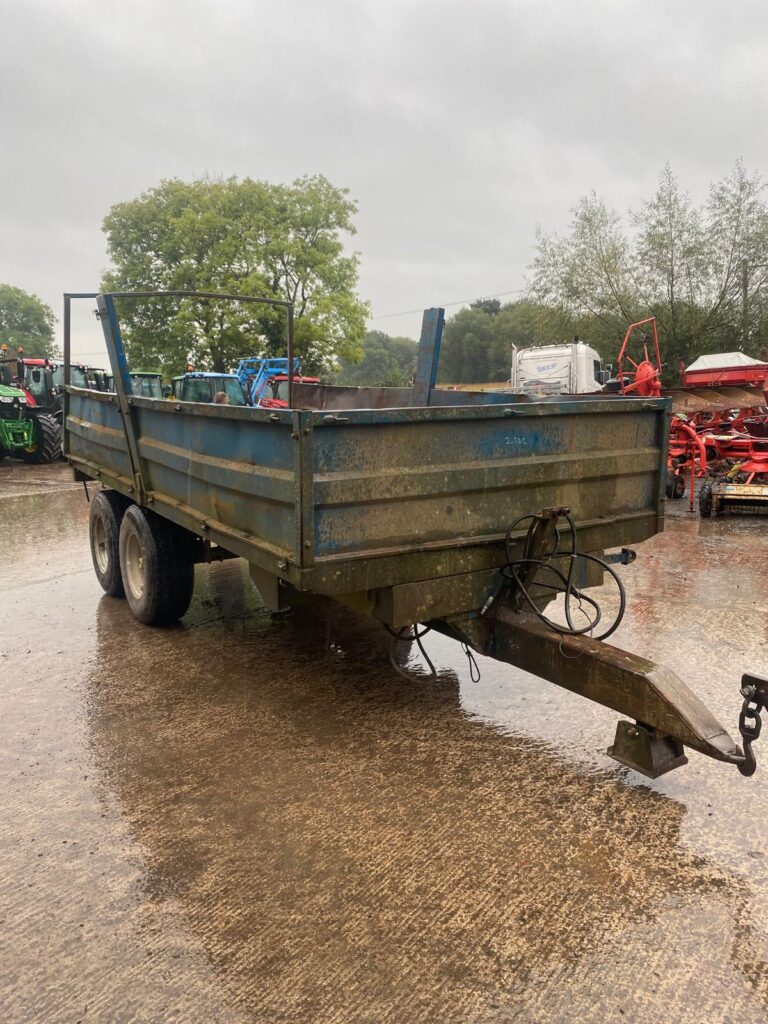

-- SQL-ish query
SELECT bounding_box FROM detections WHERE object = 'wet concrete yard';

[3,461,768,1023]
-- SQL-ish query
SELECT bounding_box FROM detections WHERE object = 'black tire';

[21,413,62,464]
[665,471,686,500]
[118,504,195,625]
[699,482,713,518]
[89,490,131,597]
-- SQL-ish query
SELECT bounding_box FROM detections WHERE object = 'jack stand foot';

[608,720,689,779]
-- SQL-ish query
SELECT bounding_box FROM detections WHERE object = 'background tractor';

[0,349,63,462]
[0,383,35,459]
[104,371,164,398]
[170,371,248,405]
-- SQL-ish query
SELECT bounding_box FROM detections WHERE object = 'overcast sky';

[2,0,768,362]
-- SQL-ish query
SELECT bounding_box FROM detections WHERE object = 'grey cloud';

[2,0,768,350]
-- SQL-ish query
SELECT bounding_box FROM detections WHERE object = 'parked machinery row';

[0,345,321,463]
[607,320,768,517]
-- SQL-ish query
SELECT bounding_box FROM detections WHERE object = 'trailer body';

[66,377,667,607]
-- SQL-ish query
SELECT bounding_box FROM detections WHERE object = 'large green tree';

[0,284,57,359]
[530,161,768,370]
[101,175,368,376]
[336,330,417,386]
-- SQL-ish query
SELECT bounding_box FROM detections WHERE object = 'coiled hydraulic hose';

[499,510,626,642]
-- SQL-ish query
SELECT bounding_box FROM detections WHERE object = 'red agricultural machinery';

[615,317,663,398]
[612,320,768,515]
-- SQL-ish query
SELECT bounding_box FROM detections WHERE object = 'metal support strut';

[485,610,750,778]
[435,505,765,780]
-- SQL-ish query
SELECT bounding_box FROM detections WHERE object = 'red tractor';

[254,372,321,408]
[0,345,109,462]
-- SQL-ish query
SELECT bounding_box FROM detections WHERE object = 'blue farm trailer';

[62,291,766,782]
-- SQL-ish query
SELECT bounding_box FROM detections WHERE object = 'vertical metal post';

[655,404,671,531]
[742,257,749,344]
[63,296,71,457]
[510,343,518,388]
[63,296,71,387]
[411,307,445,406]
[61,293,99,459]
[287,304,294,409]
[97,294,145,502]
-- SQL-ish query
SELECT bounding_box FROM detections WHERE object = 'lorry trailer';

[63,291,766,782]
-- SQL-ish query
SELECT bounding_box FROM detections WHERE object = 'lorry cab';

[171,372,247,405]
[512,340,606,395]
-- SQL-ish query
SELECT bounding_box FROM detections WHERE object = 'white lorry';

[510,339,607,396]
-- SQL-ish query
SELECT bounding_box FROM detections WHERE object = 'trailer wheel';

[89,489,131,597]
[665,472,686,500]
[699,482,713,518]
[119,505,194,625]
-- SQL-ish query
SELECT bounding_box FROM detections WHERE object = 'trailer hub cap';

[123,531,145,599]
[93,515,109,574]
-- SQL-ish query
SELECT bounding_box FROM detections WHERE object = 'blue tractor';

[170,360,313,408]
[235,357,300,406]
[170,372,247,405]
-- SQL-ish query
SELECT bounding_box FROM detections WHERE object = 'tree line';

[529,160,768,376]
[439,160,768,383]
[0,283,58,359]
[4,160,768,382]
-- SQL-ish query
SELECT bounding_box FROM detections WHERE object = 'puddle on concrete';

[2,463,768,1023]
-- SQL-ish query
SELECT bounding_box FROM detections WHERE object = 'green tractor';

[0,383,35,460]
[0,350,63,462]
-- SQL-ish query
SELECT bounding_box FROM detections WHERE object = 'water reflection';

[85,565,768,1022]
[0,464,89,588]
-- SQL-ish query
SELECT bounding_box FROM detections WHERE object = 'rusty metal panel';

[309,400,667,561]
[297,512,657,595]
[66,384,668,603]
[66,390,133,485]
[293,382,547,411]
[133,401,298,560]
[665,385,765,415]
[372,550,608,629]
[66,392,300,564]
